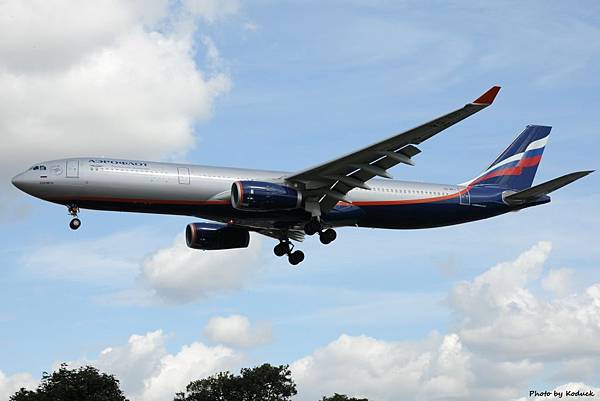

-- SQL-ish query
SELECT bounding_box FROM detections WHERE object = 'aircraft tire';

[273,242,289,257]
[319,229,336,244]
[69,218,81,230]
[304,220,321,236]
[288,250,304,265]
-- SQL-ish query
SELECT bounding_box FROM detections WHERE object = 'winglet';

[472,85,501,105]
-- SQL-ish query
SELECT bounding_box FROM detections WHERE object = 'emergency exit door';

[66,159,79,178]
[178,167,190,184]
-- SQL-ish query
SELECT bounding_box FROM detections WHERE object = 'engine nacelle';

[185,222,250,250]
[231,181,302,211]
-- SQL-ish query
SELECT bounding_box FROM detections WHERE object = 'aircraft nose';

[12,173,26,190]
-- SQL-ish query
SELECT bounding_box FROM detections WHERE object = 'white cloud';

[94,330,168,397]
[448,241,552,326]
[291,242,600,401]
[447,242,600,360]
[457,282,600,360]
[0,0,236,219]
[141,232,263,303]
[21,227,264,303]
[0,371,36,400]
[12,241,600,401]
[203,315,272,348]
[141,341,241,401]
[291,333,472,401]
[73,329,242,401]
[201,35,224,71]
[22,227,164,283]
[542,268,574,297]
[553,357,600,385]
[243,22,259,32]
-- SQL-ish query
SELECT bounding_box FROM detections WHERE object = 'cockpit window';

[40,165,47,170]
[33,166,39,170]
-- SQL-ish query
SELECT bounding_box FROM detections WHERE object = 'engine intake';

[186,222,250,250]
[231,181,302,211]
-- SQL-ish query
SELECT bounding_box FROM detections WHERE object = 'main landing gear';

[274,220,337,266]
[68,205,81,230]
[273,240,305,266]
[304,219,337,245]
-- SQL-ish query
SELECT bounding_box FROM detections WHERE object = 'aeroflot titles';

[89,159,148,167]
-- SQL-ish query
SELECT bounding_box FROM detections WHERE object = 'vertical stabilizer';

[464,125,551,190]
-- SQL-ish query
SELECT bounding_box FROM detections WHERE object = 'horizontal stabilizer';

[504,170,593,205]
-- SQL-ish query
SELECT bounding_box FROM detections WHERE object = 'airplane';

[12,86,592,265]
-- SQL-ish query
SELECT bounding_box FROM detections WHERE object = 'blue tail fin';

[464,125,551,190]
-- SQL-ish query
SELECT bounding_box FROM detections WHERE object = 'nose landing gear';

[69,218,81,230]
[273,240,305,266]
[68,205,81,230]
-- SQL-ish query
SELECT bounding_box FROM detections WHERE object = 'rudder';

[465,125,551,190]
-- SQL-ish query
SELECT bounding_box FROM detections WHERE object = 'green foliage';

[174,363,297,401]
[320,394,369,401]
[10,364,128,401]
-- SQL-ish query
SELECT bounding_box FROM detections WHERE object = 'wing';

[285,86,501,212]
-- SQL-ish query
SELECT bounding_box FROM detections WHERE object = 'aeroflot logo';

[89,159,148,167]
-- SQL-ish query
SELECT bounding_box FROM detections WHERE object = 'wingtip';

[472,85,501,105]
[571,170,594,179]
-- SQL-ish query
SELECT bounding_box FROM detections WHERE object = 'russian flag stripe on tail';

[465,125,551,190]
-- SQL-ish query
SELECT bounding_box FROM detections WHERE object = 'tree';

[174,363,297,401]
[10,364,128,401]
[321,394,369,401]
[174,371,239,401]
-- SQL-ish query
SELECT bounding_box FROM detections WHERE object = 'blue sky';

[0,1,599,400]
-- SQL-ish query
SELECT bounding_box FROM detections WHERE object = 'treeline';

[10,363,369,401]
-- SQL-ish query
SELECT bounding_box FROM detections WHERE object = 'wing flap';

[253,227,305,242]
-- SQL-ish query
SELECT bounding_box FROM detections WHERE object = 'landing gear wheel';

[273,242,290,257]
[69,218,81,230]
[288,250,305,265]
[304,220,321,236]
[67,205,81,230]
[319,229,337,245]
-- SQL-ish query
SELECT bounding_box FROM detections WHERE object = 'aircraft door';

[66,159,79,178]
[459,188,470,205]
[178,167,190,184]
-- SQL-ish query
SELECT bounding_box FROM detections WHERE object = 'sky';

[0,1,599,400]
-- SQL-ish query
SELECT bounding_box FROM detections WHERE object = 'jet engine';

[186,222,250,250]
[231,181,302,211]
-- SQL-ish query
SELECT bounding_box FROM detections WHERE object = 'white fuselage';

[13,157,464,209]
